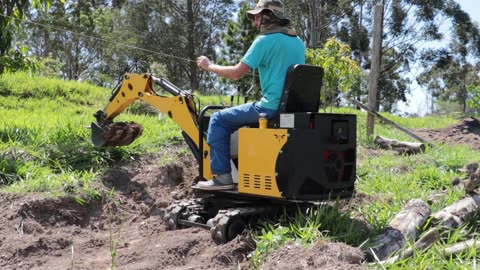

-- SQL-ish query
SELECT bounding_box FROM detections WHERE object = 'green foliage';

[306,37,362,108]
[0,0,62,73]
[36,53,63,79]
[250,225,292,268]
[0,45,40,74]
[417,58,480,114]
[467,84,480,113]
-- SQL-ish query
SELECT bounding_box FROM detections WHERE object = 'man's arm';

[197,56,251,80]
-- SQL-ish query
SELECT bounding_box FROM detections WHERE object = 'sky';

[397,0,480,116]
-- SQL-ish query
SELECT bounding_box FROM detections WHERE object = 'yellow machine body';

[237,128,288,198]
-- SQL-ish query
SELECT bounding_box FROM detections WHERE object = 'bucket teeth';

[91,121,143,147]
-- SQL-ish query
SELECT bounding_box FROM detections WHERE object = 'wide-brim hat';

[247,0,290,23]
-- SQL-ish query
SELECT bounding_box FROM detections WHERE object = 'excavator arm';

[91,73,213,179]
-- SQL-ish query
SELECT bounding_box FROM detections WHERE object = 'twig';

[16,219,24,236]
[70,245,75,270]
[369,248,387,270]
[443,239,480,257]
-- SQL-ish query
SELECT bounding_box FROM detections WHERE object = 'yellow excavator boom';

[91,73,213,179]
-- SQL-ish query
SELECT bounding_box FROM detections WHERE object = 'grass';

[0,72,185,196]
[250,201,371,268]
[2,72,480,269]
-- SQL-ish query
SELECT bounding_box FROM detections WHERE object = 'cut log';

[380,193,480,264]
[374,135,426,154]
[432,193,480,229]
[366,199,431,261]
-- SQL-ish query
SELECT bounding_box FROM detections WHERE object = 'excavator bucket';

[91,121,144,147]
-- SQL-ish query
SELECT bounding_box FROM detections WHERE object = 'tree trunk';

[186,0,199,90]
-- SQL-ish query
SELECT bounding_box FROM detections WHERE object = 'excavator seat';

[278,64,323,114]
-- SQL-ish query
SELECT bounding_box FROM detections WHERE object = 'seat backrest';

[278,64,324,113]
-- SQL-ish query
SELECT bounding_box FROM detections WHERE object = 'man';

[195,0,305,190]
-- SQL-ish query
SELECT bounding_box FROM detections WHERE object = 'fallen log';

[366,199,431,261]
[432,193,480,229]
[382,228,440,264]
[378,193,480,265]
[374,135,426,154]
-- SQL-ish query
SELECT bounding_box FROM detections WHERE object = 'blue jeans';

[207,102,278,175]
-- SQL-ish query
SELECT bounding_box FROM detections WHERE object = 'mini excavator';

[92,64,357,244]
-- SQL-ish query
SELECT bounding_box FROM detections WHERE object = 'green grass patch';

[0,72,185,195]
[250,202,371,268]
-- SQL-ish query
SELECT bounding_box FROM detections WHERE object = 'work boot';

[195,174,234,190]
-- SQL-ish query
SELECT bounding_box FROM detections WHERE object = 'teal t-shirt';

[241,33,306,110]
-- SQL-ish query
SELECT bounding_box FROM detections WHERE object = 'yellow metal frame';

[102,73,213,179]
[237,128,288,198]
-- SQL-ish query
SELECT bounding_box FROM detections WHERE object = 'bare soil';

[414,117,480,150]
[1,117,480,270]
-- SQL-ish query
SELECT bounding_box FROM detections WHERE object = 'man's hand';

[197,56,212,71]
[196,55,250,80]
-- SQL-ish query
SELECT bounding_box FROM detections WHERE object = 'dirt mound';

[0,147,253,270]
[261,241,366,270]
[415,117,480,150]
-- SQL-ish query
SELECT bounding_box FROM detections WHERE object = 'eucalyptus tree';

[363,0,480,112]
[118,0,236,91]
[23,0,109,80]
[279,0,480,113]
[415,1,480,114]
[0,0,60,73]
[216,1,258,98]
[417,52,480,114]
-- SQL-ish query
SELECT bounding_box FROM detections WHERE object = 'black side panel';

[276,113,356,200]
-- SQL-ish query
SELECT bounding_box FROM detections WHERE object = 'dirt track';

[2,117,480,270]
